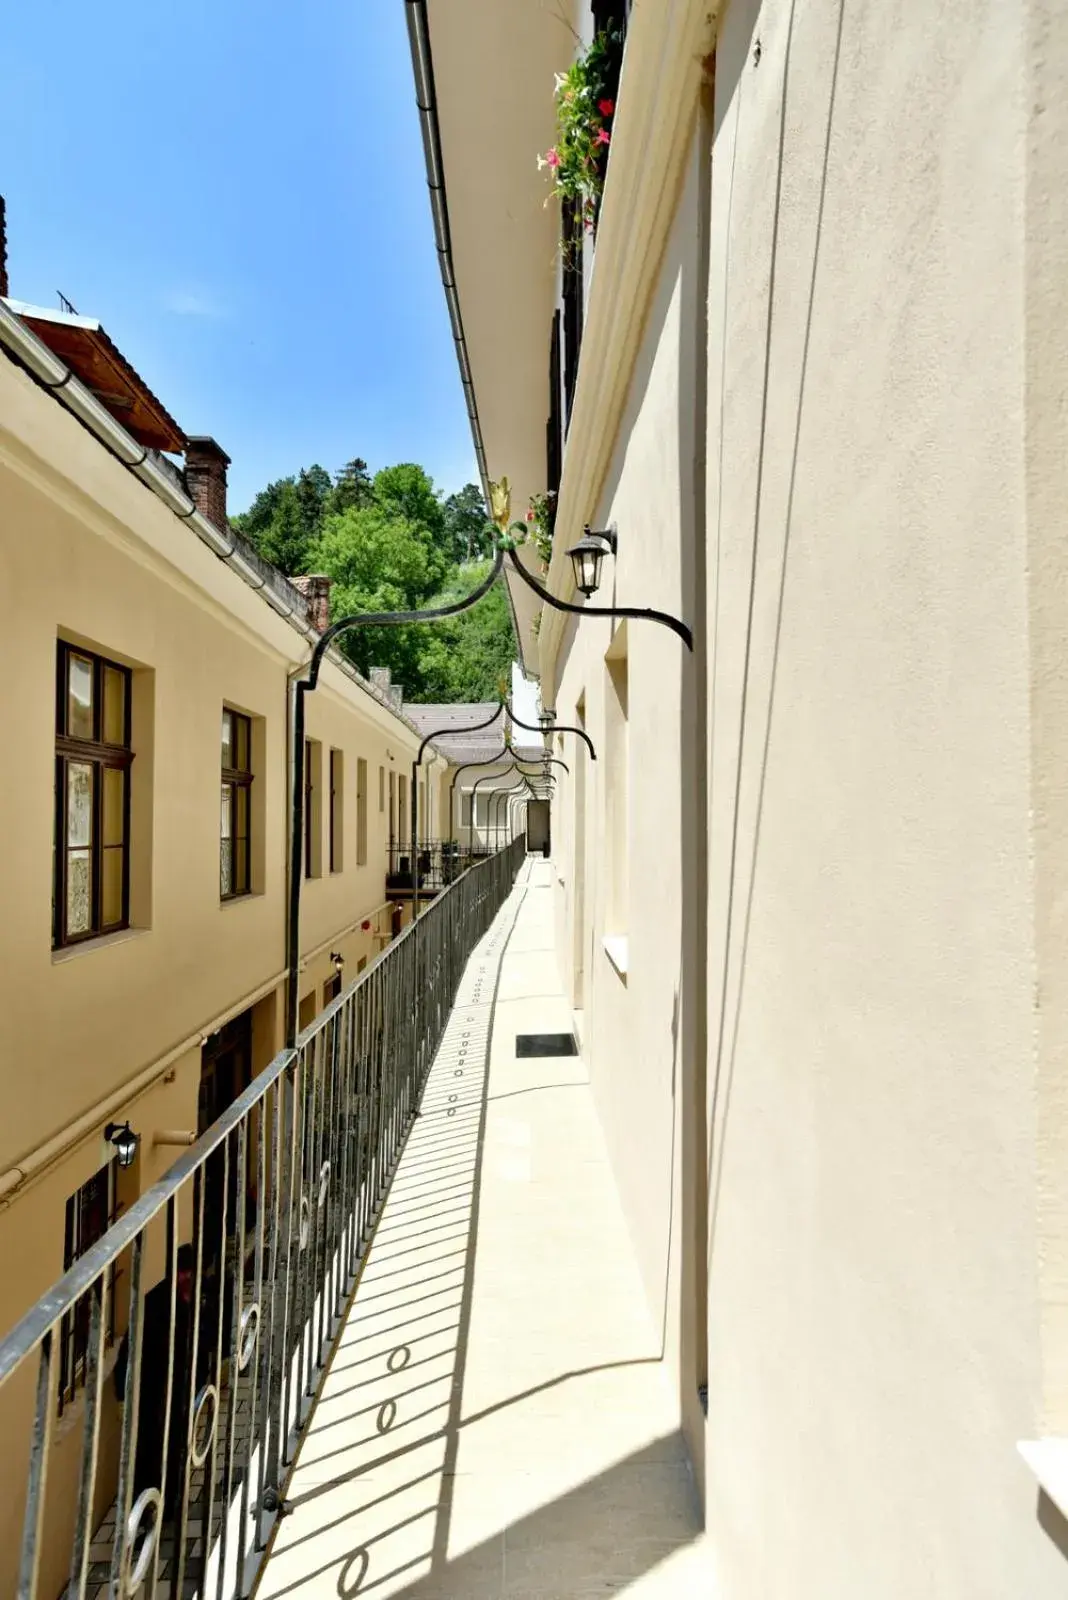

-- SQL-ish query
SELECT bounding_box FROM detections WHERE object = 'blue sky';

[0,0,477,512]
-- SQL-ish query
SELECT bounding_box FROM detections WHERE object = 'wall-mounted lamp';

[330,950,344,977]
[566,526,617,599]
[104,1121,139,1169]
[537,706,556,732]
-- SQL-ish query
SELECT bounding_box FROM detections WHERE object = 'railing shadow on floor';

[255,868,699,1600]
[0,841,528,1600]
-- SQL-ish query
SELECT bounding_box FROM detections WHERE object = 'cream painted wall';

[0,345,447,1552]
[695,0,1065,1592]
[540,0,1068,1592]
[550,131,704,1477]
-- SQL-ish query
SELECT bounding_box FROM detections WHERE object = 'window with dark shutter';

[562,198,584,428]
[546,309,563,494]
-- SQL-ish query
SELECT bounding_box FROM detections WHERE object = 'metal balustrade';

[0,835,527,1600]
[385,838,498,896]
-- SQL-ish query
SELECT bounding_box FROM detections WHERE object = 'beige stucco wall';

[0,349,447,1594]
[540,0,1068,1592]
[548,125,707,1481]
[696,0,1065,1593]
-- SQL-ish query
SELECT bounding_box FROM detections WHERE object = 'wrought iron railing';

[0,836,527,1600]
[385,838,496,894]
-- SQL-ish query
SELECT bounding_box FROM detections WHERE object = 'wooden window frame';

[356,757,368,867]
[54,642,133,949]
[58,1160,118,1413]
[329,748,343,874]
[221,708,253,900]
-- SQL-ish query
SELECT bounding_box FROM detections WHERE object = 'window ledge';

[602,934,629,980]
[52,927,148,964]
[1019,1439,1068,1518]
[221,891,262,909]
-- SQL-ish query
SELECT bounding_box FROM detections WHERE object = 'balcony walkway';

[256,856,709,1599]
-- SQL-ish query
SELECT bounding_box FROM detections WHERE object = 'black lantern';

[330,950,344,977]
[566,526,617,599]
[537,706,556,732]
[104,1121,139,1169]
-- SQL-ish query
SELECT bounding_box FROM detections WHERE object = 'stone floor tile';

[258,861,711,1598]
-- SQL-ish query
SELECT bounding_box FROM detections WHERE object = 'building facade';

[0,290,455,1591]
[416,0,1068,1592]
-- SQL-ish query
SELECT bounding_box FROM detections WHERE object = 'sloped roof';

[405,702,543,767]
[4,299,185,452]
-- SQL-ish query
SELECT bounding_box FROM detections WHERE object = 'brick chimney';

[185,437,230,531]
[369,666,403,711]
[291,574,332,634]
[0,196,9,299]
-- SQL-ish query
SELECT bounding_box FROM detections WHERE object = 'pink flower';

[546,147,561,168]
[525,509,535,522]
[598,98,615,116]
[595,127,611,146]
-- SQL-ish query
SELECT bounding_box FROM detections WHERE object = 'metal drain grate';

[515,1032,578,1058]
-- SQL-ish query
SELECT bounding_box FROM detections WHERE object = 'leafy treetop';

[232,457,512,701]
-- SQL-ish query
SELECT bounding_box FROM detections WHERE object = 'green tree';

[233,475,290,541]
[443,482,493,563]
[414,562,516,700]
[297,464,332,543]
[307,506,437,686]
[253,479,309,574]
[237,456,515,701]
[330,458,373,514]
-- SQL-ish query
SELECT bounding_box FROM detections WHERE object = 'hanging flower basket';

[538,28,623,235]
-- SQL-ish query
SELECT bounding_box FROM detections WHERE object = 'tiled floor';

[81,1368,256,1600]
[257,858,709,1599]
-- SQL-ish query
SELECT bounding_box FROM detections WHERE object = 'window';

[304,739,323,878]
[562,197,584,427]
[54,642,133,948]
[398,775,408,847]
[546,309,563,496]
[357,758,368,866]
[378,765,385,814]
[329,749,344,873]
[59,1161,117,1412]
[388,771,396,845]
[461,792,472,829]
[323,971,342,1005]
[221,708,253,899]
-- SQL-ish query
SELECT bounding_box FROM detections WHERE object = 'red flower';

[595,127,611,146]
[598,98,615,116]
